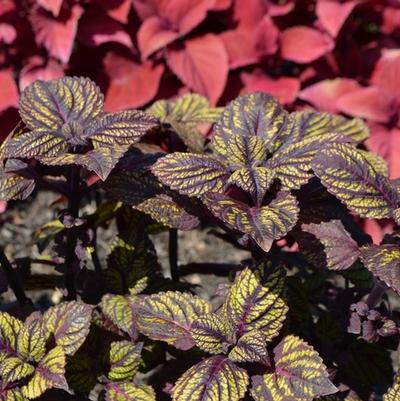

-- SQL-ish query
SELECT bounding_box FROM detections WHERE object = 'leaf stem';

[366,279,388,309]
[169,228,179,281]
[0,245,31,305]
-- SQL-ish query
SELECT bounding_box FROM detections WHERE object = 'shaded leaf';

[65,353,97,394]
[360,244,400,295]
[133,291,212,350]
[312,143,399,219]
[223,264,287,339]
[0,166,35,201]
[251,335,338,401]
[172,356,249,401]
[203,192,299,252]
[108,341,143,382]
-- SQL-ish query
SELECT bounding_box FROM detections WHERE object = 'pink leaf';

[337,86,393,123]
[220,16,278,69]
[137,0,214,59]
[131,0,158,20]
[0,69,18,112]
[0,23,16,44]
[280,26,334,63]
[37,0,64,17]
[300,78,361,113]
[212,0,232,10]
[382,7,400,34]
[95,0,131,23]
[316,0,358,38]
[166,34,229,104]
[19,57,64,91]
[366,123,400,179]
[103,52,164,112]
[78,7,133,49]
[370,49,400,98]
[30,4,83,64]
[241,71,299,104]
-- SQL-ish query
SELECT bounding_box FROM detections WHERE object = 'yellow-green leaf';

[383,373,400,401]
[0,312,22,354]
[228,330,268,363]
[16,318,46,362]
[0,357,34,385]
[105,383,156,401]
[108,341,142,382]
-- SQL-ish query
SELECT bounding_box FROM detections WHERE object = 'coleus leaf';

[384,373,400,401]
[0,162,35,201]
[191,313,235,355]
[251,335,338,401]
[100,294,137,340]
[214,93,293,153]
[108,341,143,382]
[172,356,249,401]
[312,143,400,220]
[0,312,22,358]
[360,244,400,295]
[42,301,93,355]
[203,192,299,252]
[223,264,288,339]
[152,153,228,196]
[105,382,156,401]
[228,330,269,363]
[0,357,34,385]
[133,291,212,350]
[22,346,68,398]
[297,220,361,271]
[16,317,46,362]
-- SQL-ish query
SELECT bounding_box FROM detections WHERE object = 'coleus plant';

[0,76,399,401]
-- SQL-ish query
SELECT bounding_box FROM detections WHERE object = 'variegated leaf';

[191,313,235,355]
[0,357,34,385]
[0,386,27,401]
[228,330,268,363]
[0,164,35,201]
[223,264,287,340]
[22,346,68,399]
[251,335,338,401]
[152,152,228,196]
[108,341,143,382]
[203,192,299,252]
[105,383,156,401]
[16,317,46,362]
[133,291,212,350]
[0,312,22,358]
[298,220,360,270]
[87,110,158,147]
[172,356,249,401]
[359,150,389,176]
[100,294,137,339]
[19,77,103,132]
[266,133,352,190]
[133,194,200,230]
[0,121,28,161]
[360,244,400,295]
[214,93,294,153]
[384,373,400,401]
[292,111,369,142]
[42,301,93,355]
[312,144,399,219]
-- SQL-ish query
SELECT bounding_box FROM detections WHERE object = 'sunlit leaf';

[22,346,68,398]
[312,143,399,219]
[16,317,46,362]
[384,373,400,401]
[223,264,287,340]
[251,335,338,401]
[108,341,143,382]
[42,301,93,356]
[152,152,228,196]
[228,330,268,363]
[0,357,34,385]
[203,192,299,252]
[191,313,234,355]
[0,312,22,357]
[105,382,156,401]
[133,291,212,350]
[360,244,400,295]
[172,356,249,401]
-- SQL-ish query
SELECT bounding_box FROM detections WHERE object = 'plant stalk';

[169,228,179,281]
[366,279,388,309]
[0,246,30,305]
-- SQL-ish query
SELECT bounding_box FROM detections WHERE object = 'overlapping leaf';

[0,160,35,201]
[41,301,93,355]
[203,192,299,252]
[133,291,212,350]
[251,335,338,401]
[0,312,22,358]
[228,330,268,363]
[108,341,143,382]
[172,356,249,401]
[223,264,287,340]
[16,317,46,362]
[0,357,34,385]
[105,382,156,401]
[312,143,400,220]
[360,244,400,295]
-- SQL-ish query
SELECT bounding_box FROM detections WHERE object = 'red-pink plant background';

[1,0,400,240]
